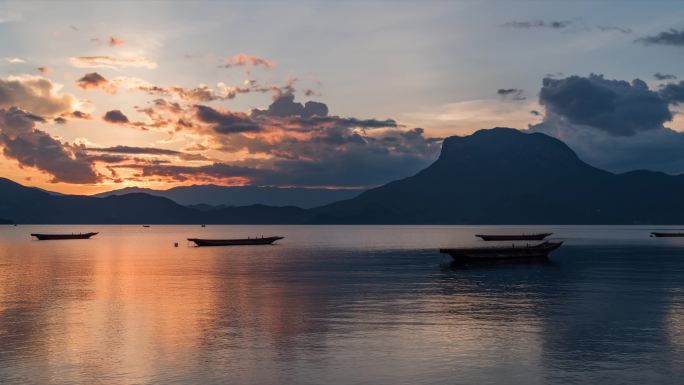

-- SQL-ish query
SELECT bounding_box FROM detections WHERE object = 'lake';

[0,225,683,384]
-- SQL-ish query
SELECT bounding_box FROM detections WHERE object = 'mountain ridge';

[5,127,684,224]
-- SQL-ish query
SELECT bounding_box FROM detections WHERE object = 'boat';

[31,232,98,240]
[475,233,552,241]
[651,232,684,237]
[188,236,284,247]
[143,225,150,228]
[440,241,563,262]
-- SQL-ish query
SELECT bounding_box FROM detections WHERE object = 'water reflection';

[0,225,682,384]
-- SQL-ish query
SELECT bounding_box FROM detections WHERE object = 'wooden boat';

[188,236,284,247]
[651,232,684,237]
[440,241,563,262]
[31,232,98,240]
[475,232,552,241]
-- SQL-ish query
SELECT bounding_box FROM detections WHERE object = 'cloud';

[103,110,129,124]
[112,94,438,188]
[497,88,526,100]
[76,72,115,93]
[654,72,677,81]
[109,36,125,47]
[597,26,632,34]
[0,107,99,183]
[64,110,93,120]
[659,81,684,105]
[538,74,672,136]
[223,53,274,69]
[36,67,50,75]
[0,75,76,117]
[251,94,396,128]
[70,55,158,69]
[5,57,26,64]
[636,29,684,47]
[253,93,328,118]
[87,145,210,162]
[503,20,572,29]
[529,74,684,173]
[195,105,262,134]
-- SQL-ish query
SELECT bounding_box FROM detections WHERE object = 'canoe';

[475,233,552,241]
[440,241,563,261]
[651,232,684,237]
[31,232,98,240]
[188,236,284,247]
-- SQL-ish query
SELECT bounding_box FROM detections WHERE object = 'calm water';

[0,225,683,384]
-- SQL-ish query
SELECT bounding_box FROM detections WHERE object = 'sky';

[1,0,684,194]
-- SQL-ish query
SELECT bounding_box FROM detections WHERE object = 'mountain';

[0,178,308,224]
[7,127,684,224]
[311,127,684,224]
[95,185,363,209]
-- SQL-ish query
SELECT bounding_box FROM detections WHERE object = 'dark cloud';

[0,107,99,183]
[636,29,684,47]
[503,20,571,29]
[654,72,677,81]
[659,81,684,105]
[530,110,541,116]
[53,116,67,124]
[252,94,328,118]
[103,110,129,124]
[87,146,181,156]
[65,110,93,120]
[252,94,397,129]
[76,72,113,92]
[530,74,684,173]
[195,105,261,134]
[538,74,672,136]
[497,88,526,100]
[125,162,268,183]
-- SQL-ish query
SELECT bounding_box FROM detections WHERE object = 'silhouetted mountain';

[0,178,308,224]
[7,128,684,224]
[95,185,363,209]
[311,128,684,224]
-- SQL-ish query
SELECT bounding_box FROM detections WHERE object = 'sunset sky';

[1,1,684,194]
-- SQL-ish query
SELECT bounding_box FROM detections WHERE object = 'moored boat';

[31,232,98,240]
[651,232,684,237]
[440,241,563,262]
[188,236,284,247]
[475,232,552,241]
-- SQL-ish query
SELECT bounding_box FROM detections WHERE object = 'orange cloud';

[109,36,125,47]
[223,53,274,69]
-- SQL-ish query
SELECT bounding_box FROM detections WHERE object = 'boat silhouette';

[31,232,98,240]
[188,236,284,247]
[440,241,563,262]
[475,233,552,241]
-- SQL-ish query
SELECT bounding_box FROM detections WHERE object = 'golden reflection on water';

[0,225,683,384]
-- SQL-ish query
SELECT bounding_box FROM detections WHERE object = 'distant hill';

[7,127,684,224]
[95,185,363,209]
[0,178,308,224]
[311,127,684,224]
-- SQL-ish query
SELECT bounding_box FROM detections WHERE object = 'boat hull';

[31,232,98,240]
[651,232,684,237]
[188,236,284,247]
[440,241,563,261]
[475,233,552,241]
